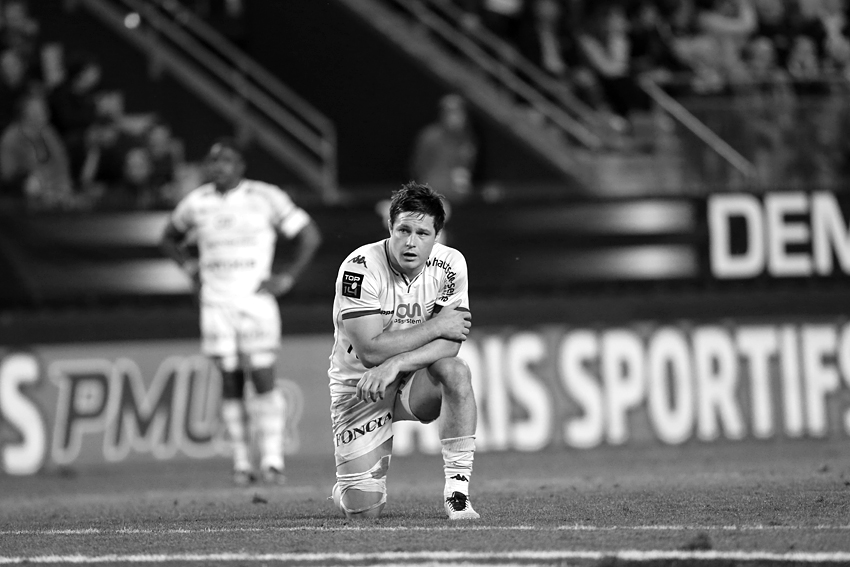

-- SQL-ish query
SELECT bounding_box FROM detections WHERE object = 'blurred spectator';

[576,3,651,132]
[0,0,41,78]
[145,119,185,203]
[628,1,690,83]
[752,0,798,67]
[515,0,606,110]
[735,35,795,187]
[39,41,63,90]
[0,48,33,129]
[806,0,850,76]
[409,93,478,204]
[665,0,755,95]
[48,52,102,182]
[0,90,74,210]
[93,88,153,133]
[741,34,793,88]
[98,146,159,210]
[695,0,758,85]
[786,34,830,93]
[516,0,571,79]
[80,90,148,192]
[666,0,712,91]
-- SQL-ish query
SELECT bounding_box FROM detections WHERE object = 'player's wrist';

[428,317,450,341]
[383,356,403,376]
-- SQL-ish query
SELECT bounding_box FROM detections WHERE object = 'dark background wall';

[238,0,566,187]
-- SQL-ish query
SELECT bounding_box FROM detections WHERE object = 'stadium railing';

[76,0,340,202]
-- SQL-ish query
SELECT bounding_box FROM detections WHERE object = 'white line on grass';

[2,550,850,564]
[3,524,850,535]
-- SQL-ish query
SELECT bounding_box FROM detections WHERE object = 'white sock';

[221,399,251,471]
[253,389,286,471]
[441,435,475,497]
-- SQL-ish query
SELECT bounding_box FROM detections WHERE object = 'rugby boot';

[261,466,287,485]
[444,491,480,520]
[233,469,257,487]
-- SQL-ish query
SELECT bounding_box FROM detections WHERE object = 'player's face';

[388,212,438,278]
[206,146,244,190]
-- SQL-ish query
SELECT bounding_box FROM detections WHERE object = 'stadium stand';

[2,0,850,341]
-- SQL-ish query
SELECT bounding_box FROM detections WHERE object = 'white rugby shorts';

[330,369,433,466]
[200,293,281,358]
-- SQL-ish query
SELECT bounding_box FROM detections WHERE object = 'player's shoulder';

[243,179,288,197]
[429,242,467,268]
[340,240,387,270]
[187,182,216,197]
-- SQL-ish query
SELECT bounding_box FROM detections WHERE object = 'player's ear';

[387,218,392,235]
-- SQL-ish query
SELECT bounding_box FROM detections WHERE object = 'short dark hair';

[207,136,244,161]
[388,182,447,234]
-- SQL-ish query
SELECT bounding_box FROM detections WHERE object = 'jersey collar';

[215,178,245,196]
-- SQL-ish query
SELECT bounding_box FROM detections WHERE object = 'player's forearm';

[284,221,322,279]
[380,338,462,375]
[160,225,193,270]
[160,234,186,266]
[358,317,450,367]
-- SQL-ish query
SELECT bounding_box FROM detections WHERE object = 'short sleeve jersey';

[170,179,311,302]
[327,239,470,394]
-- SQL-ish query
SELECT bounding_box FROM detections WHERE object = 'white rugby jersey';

[170,179,311,302]
[328,239,470,394]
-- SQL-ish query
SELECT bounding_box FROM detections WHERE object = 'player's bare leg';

[332,438,393,519]
[409,357,480,520]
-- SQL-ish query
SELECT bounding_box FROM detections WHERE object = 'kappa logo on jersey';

[348,255,368,268]
[342,271,364,299]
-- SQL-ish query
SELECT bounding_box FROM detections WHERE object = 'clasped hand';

[356,361,399,404]
[431,300,472,342]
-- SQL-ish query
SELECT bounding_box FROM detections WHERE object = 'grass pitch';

[1,438,849,566]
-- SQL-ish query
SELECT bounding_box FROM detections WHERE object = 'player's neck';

[389,256,424,281]
[215,178,242,193]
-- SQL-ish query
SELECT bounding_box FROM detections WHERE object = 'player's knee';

[345,504,384,520]
[336,487,386,519]
[430,357,471,389]
[216,355,240,372]
[333,455,390,519]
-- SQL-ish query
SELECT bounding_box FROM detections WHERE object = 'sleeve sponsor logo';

[348,255,368,268]
[341,271,364,299]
